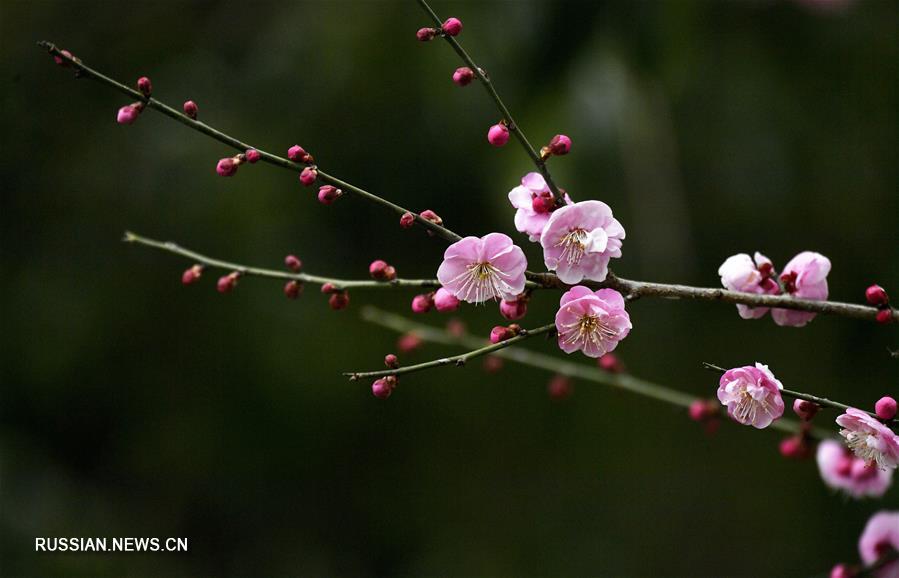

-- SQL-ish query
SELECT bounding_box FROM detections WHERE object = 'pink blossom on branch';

[772,251,831,327]
[541,200,625,284]
[836,408,899,470]
[436,233,527,303]
[716,363,784,429]
[717,252,780,319]
[817,439,893,499]
[507,172,573,242]
[858,511,899,576]
[555,286,631,358]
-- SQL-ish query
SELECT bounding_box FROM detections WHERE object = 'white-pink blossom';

[540,200,625,284]
[555,286,631,358]
[436,233,527,303]
[716,363,785,429]
[858,511,899,577]
[836,408,899,470]
[717,252,780,319]
[772,251,831,327]
[817,439,893,499]
[507,173,572,242]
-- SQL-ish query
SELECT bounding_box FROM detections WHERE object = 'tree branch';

[124,231,441,291]
[38,41,462,244]
[356,306,828,438]
[416,0,565,204]
[344,322,556,380]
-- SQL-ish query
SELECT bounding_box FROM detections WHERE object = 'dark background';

[1,0,897,576]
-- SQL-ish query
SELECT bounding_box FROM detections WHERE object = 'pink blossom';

[817,439,893,499]
[836,408,899,470]
[717,252,780,319]
[858,511,899,576]
[508,172,573,242]
[436,233,527,303]
[499,297,527,320]
[487,123,509,147]
[772,251,831,327]
[716,363,784,429]
[541,200,625,284]
[555,286,631,358]
[442,17,463,36]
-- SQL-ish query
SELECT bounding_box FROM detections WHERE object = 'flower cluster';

[817,439,893,499]
[718,251,831,327]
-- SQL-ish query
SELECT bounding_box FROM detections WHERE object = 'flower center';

[841,429,886,469]
[561,313,618,349]
[447,261,514,303]
[733,390,773,425]
[555,229,589,266]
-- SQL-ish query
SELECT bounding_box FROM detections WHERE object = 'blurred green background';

[1,0,897,576]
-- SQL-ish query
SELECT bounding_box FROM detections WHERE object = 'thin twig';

[38,41,462,244]
[416,0,565,204]
[344,322,556,380]
[124,231,440,291]
[356,306,828,438]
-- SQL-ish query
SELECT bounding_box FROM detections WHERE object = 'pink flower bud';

[547,134,572,156]
[317,185,341,205]
[382,266,397,281]
[182,100,198,119]
[441,17,463,36]
[400,212,415,229]
[372,378,394,399]
[531,193,555,214]
[181,265,203,285]
[433,287,460,312]
[829,564,854,578]
[487,123,510,147]
[53,49,74,67]
[875,396,898,420]
[598,353,625,374]
[328,291,349,310]
[416,27,436,42]
[216,157,239,177]
[499,298,527,321]
[321,282,336,294]
[792,399,819,421]
[452,67,474,87]
[299,167,317,186]
[369,260,391,280]
[866,284,889,306]
[483,355,504,374]
[283,280,302,299]
[137,76,152,96]
[397,332,422,353]
[779,436,811,460]
[217,272,239,293]
[876,309,893,324]
[447,319,466,337]
[689,400,709,422]
[116,104,140,125]
[411,293,433,314]
[384,354,399,369]
[284,255,302,272]
[547,375,572,400]
[420,209,443,226]
[245,149,261,164]
[287,145,310,163]
[489,325,514,344]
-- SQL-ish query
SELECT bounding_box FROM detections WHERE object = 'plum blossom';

[817,439,893,499]
[858,511,899,577]
[836,408,899,470]
[716,363,785,429]
[718,252,780,319]
[541,201,625,284]
[507,173,572,242]
[437,233,527,303]
[555,286,631,358]
[772,251,831,327]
